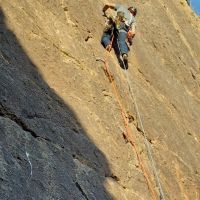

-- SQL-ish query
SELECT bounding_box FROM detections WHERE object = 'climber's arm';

[102,3,116,13]
[130,21,137,35]
[127,23,136,46]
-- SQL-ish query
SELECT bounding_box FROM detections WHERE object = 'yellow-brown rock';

[0,0,199,199]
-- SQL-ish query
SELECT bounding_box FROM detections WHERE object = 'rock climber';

[101,3,137,62]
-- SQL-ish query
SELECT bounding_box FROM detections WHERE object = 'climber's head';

[128,7,137,16]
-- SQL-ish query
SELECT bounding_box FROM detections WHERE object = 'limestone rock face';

[0,0,200,199]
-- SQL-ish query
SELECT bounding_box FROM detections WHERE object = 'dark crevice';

[122,132,129,143]
[191,71,196,80]
[127,112,135,123]
[13,155,26,164]
[0,177,9,183]
[25,113,46,120]
[0,177,4,181]
[36,136,52,142]
[147,138,153,144]
[72,154,76,158]
[16,156,23,161]
[171,103,177,110]
[195,170,199,176]
[63,7,68,11]
[85,35,92,42]
[135,124,152,145]
[187,132,192,136]
[152,41,158,49]
[136,125,143,134]
[75,182,89,200]
[0,104,50,142]
[108,174,120,182]
[72,127,79,134]
[138,68,151,84]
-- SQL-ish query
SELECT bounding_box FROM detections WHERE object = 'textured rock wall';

[0,0,200,199]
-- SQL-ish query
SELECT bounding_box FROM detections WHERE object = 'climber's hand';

[128,38,133,46]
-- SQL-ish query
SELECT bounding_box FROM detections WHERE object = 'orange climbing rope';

[102,35,158,200]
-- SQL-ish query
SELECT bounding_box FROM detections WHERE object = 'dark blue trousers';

[101,29,128,55]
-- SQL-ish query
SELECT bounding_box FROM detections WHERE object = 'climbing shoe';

[122,53,128,61]
[122,53,128,69]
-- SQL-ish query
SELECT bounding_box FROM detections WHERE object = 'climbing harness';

[97,34,166,200]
